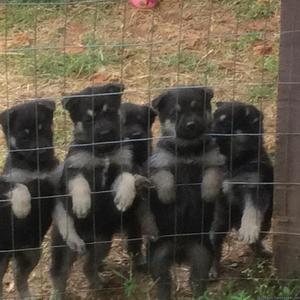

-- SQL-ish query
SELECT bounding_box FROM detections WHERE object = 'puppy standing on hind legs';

[0,99,60,299]
[120,102,159,270]
[50,83,158,298]
[148,86,225,299]
[210,101,273,278]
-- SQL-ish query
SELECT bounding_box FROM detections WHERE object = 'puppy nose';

[186,121,195,130]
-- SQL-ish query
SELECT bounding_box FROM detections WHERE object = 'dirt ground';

[0,0,279,298]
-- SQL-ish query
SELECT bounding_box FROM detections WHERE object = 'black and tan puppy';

[0,100,59,299]
[210,101,273,278]
[50,84,157,298]
[120,102,158,269]
[148,86,225,300]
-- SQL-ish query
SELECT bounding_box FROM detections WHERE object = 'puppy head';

[121,102,156,140]
[152,86,213,140]
[0,99,55,162]
[213,101,263,157]
[62,83,124,146]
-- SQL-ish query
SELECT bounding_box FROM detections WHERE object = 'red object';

[129,0,159,9]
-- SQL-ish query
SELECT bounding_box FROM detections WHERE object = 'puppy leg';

[239,194,262,244]
[187,243,212,298]
[83,238,111,290]
[126,220,145,272]
[52,201,86,254]
[151,170,175,204]
[68,174,91,219]
[50,227,75,300]
[13,249,41,299]
[134,174,159,241]
[150,242,173,300]
[202,167,223,202]
[0,254,10,298]
[113,172,136,212]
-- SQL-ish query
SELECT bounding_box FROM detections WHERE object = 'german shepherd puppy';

[0,99,59,298]
[50,83,156,298]
[120,102,158,269]
[210,101,273,278]
[148,87,225,300]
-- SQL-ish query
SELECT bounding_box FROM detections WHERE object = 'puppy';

[0,99,59,299]
[120,102,158,269]
[210,101,273,278]
[148,86,225,300]
[50,83,155,298]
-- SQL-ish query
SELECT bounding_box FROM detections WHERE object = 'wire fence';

[0,0,291,299]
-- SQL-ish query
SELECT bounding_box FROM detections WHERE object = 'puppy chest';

[174,162,204,184]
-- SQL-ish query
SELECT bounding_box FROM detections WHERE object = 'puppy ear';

[143,105,157,125]
[105,82,125,94]
[203,87,214,101]
[37,99,56,112]
[0,108,15,134]
[61,94,78,113]
[215,101,225,108]
[151,92,168,113]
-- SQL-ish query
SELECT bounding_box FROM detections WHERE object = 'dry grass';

[0,0,280,298]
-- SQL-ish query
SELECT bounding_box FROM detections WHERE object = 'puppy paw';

[113,172,136,212]
[72,193,91,219]
[8,184,31,219]
[238,223,260,244]
[68,174,91,218]
[201,168,223,202]
[66,235,86,255]
[151,170,175,204]
[209,264,219,280]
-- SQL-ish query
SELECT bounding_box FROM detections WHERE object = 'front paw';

[201,168,223,202]
[151,170,175,204]
[238,223,260,244]
[72,194,91,219]
[113,173,136,212]
[9,184,31,219]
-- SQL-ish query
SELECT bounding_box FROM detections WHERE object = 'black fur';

[0,100,58,298]
[210,101,273,277]
[50,84,156,297]
[120,102,158,270]
[148,86,218,300]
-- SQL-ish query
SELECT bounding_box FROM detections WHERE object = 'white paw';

[72,193,91,219]
[238,223,260,244]
[201,168,223,202]
[66,235,86,255]
[68,174,91,219]
[209,264,219,279]
[113,172,136,212]
[9,184,31,219]
[151,170,175,204]
[222,180,231,194]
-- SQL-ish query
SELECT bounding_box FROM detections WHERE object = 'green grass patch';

[157,51,201,72]
[12,46,120,79]
[247,84,276,102]
[216,0,279,20]
[232,32,263,52]
[0,4,63,34]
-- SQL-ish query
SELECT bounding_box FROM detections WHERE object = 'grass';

[232,32,263,52]
[216,0,279,21]
[157,51,201,72]
[5,45,121,79]
[201,261,300,300]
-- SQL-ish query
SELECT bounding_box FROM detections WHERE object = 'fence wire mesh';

[0,0,291,299]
